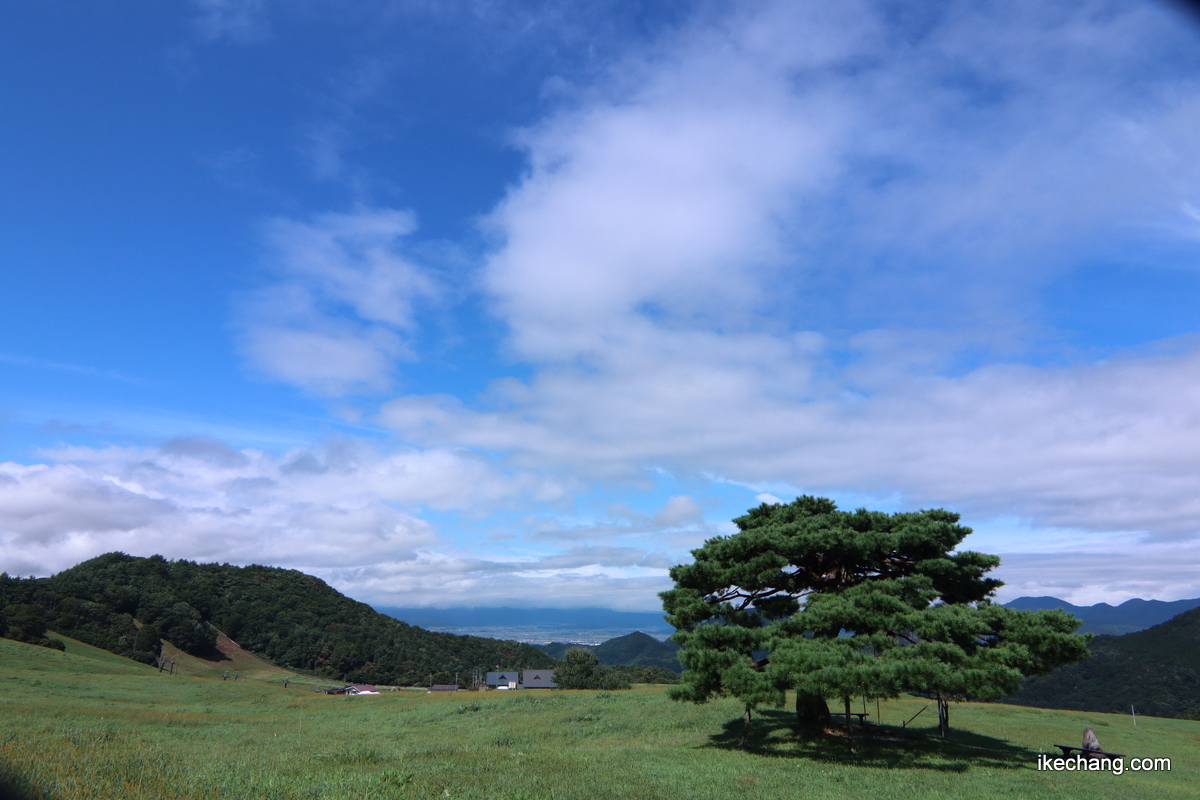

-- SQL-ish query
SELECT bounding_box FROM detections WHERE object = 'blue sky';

[3,0,1200,610]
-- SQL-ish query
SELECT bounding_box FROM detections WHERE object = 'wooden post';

[844,696,854,752]
[1132,706,1137,726]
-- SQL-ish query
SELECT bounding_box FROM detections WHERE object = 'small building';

[520,669,557,689]
[486,671,520,689]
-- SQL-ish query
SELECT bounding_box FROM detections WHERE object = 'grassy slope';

[45,632,157,672]
[2,636,1197,800]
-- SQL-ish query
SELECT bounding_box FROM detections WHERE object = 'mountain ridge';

[1002,595,1200,635]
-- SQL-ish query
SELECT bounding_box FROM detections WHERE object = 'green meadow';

[1,637,1196,800]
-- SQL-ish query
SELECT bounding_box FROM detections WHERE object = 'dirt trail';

[158,630,296,681]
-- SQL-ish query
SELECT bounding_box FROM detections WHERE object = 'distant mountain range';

[1003,596,1200,635]
[1003,605,1200,719]
[374,606,673,644]
[376,597,1200,642]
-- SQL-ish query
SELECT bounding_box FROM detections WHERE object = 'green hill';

[1004,606,1200,718]
[537,631,682,672]
[2,552,554,686]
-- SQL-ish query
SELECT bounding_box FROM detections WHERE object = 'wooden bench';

[830,712,870,726]
[1054,746,1126,760]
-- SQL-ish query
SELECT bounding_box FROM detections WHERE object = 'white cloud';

[483,0,1200,359]
[365,0,1200,608]
[654,495,702,528]
[26,0,1194,609]
[238,209,436,395]
[992,539,1200,606]
[193,0,269,43]
[322,552,674,611]
[0,438,572,588]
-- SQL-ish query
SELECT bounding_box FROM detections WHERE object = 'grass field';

[2,637,1196,800]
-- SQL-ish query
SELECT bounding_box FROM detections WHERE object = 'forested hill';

[538,632,682,673]
[0,553,554,686]
[1003,606,1200,719]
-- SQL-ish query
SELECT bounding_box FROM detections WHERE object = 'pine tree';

[660,496,1090,741]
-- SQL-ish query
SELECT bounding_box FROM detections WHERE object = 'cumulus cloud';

[484,0,1200,357]
[378,0,1200,545]
[0,438,572,588]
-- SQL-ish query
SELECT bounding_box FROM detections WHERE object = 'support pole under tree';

[937,693,949,739]
[844,696,854,753]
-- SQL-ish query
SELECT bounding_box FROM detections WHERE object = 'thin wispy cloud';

[0,354,151,387]
[237,209,437,396]
[192,0,270,43]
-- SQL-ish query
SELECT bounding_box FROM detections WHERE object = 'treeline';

[1,553,555,686]
[0,577,66,653]
[552,647,680,689]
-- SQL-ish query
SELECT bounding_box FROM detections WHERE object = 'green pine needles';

[660,496,1090,740]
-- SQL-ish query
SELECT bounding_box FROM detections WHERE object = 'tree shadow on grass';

[704,709,1042,772]
[0,765,55,800]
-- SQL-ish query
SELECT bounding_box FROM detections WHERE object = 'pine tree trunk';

[937,694,948,739]
[739,706,752,747]
[795,690,831,726]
